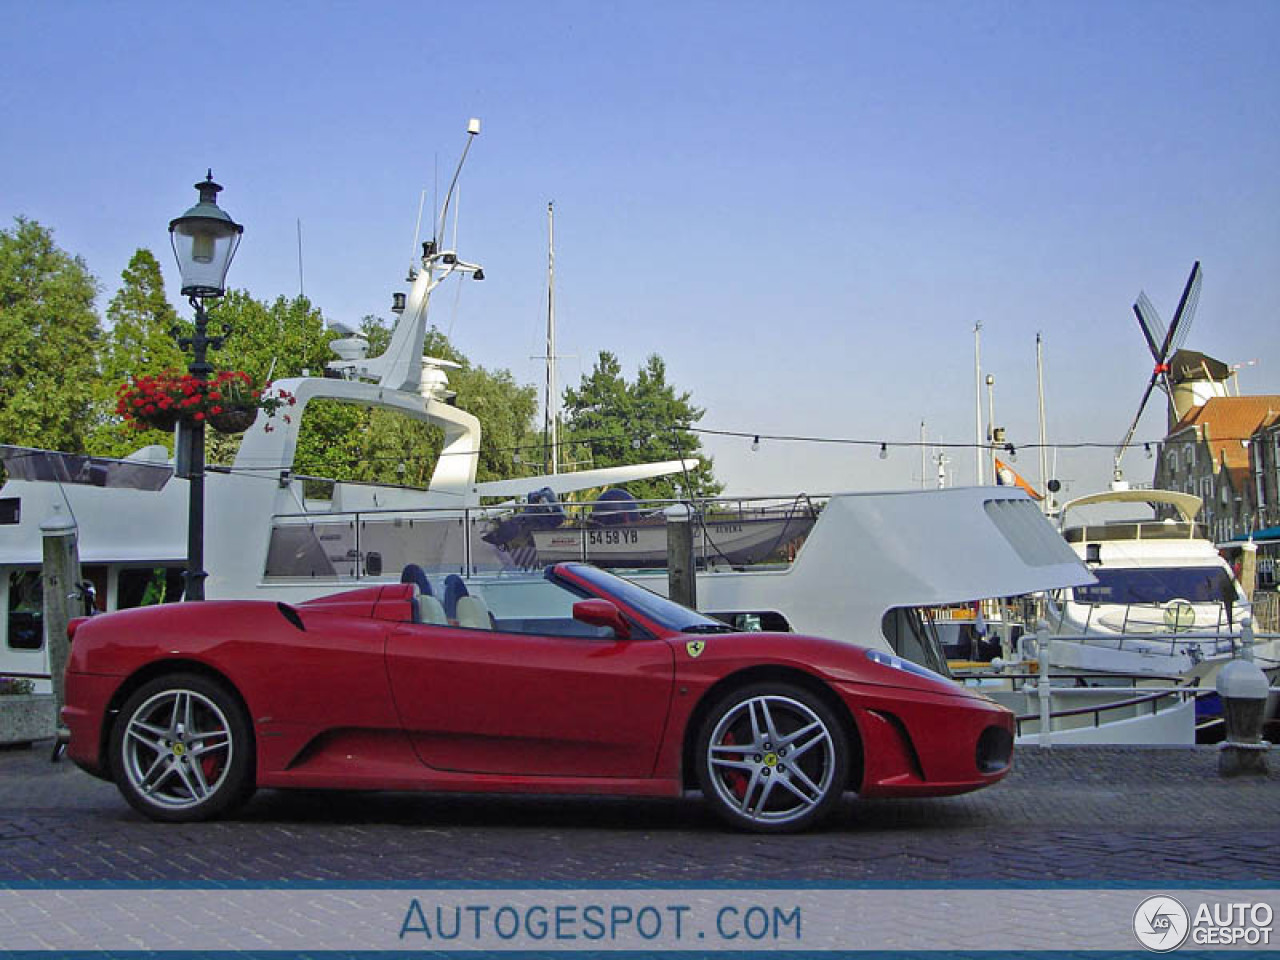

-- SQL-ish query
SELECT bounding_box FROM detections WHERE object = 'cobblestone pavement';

[1,742,1276,885]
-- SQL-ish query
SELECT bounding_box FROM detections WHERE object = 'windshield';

[1073,567,1237,605]
[557,563,731,633]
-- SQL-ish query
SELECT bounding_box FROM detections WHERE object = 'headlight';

[865,649,952,685]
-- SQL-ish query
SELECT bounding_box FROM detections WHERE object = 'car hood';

[671,630,980,700]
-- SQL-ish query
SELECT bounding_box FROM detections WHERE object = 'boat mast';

[973,322,984,485]
[986,373,997,483]
[920,420,927,490]
[544,201,559,475]
[1036,332,1050,514]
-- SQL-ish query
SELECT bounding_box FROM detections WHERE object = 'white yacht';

[1039,489,1277,682]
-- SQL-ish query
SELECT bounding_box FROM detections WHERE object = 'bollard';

[1239,540,1258,600]
[40,505,82,751]
[1215,640,1270,777]
[665,502,697,610]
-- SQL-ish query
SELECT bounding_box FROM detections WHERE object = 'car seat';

[454,595,493,630]
[415,594,448,625]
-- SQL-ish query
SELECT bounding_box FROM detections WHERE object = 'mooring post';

[1217,616,1270,777]
[40,505,82,736]
[665,502,697,610]
[1239,540,1258,601]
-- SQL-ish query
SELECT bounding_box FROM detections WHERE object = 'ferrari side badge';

[686,640,706,658]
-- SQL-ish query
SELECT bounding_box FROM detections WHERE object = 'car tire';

[695,681,848,833]
[109,672,255,823]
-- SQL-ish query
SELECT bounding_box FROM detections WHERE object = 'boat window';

[117,568,185,608]
[1065,521,1206,543]
[265,522,348,578]
[0,497,18,525]
[879,607,951,677]
[266,514,472,581]
[0,445,171,490]
[1073,567,1237,605]
[7,571,42,651]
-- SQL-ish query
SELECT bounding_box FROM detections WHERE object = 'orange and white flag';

[995,457,1043,500]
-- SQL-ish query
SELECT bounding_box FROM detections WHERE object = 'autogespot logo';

[1134,895,1190,952]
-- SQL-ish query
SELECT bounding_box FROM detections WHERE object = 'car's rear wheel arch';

[101,659,252,776]
[681,666,863,791]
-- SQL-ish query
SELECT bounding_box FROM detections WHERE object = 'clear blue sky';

[3,1,1277,498]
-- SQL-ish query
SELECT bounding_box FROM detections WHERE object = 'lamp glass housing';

[169,174,243,298]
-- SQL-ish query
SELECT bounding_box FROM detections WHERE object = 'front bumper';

[60,671,123,780]
[835,682,1014,797]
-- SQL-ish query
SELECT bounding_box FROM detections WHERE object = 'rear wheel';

[110,673,255,822]
[695,682,848,833]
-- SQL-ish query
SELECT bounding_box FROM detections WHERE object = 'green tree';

[454,362,539,483]
[208,290,334,385]
[562,351,720,500]
[0,218,101,452]
[87,248,186,457]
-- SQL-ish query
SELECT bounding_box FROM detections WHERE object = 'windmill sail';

[1113,262,1202,478]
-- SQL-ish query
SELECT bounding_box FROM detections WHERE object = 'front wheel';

[109,673,255,822]
[695,682,848,833]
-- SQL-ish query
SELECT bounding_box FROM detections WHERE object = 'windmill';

[1111,261,1202,488]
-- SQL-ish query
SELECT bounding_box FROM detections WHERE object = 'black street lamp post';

[169,171,243,601]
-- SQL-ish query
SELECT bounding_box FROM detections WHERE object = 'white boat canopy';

[1061,489,1203,525]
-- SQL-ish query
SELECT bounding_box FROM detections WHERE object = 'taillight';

[67,617,86,644]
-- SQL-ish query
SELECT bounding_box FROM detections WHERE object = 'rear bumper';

[836,682,1014,797]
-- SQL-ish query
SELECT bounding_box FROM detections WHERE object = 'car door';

[385,619,675,779]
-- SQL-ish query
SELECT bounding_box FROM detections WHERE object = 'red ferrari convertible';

[62,563,1013,832]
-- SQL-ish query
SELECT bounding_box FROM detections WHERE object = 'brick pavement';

[0,742,1276,885]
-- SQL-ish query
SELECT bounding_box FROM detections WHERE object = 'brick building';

[1249,410,1280,529]
[1154,395,1280,543]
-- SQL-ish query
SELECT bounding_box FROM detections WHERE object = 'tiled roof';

[1166,396,1280,482]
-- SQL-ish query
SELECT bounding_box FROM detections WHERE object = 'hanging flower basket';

[134,410,181,433]
[208,406,258,434]
[117,370,295,433]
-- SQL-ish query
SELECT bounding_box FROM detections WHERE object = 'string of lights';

[687,426,1221,453]
[194,423,1261,475]
[3,421,1252,481]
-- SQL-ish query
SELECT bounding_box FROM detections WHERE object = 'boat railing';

[1012,684,1197,739]
[1044,627,1280,663]
[1041,591,1249,642]
[263,493,823,580]
[962,669,1188,685]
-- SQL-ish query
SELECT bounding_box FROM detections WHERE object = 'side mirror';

[573,599,631,640]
